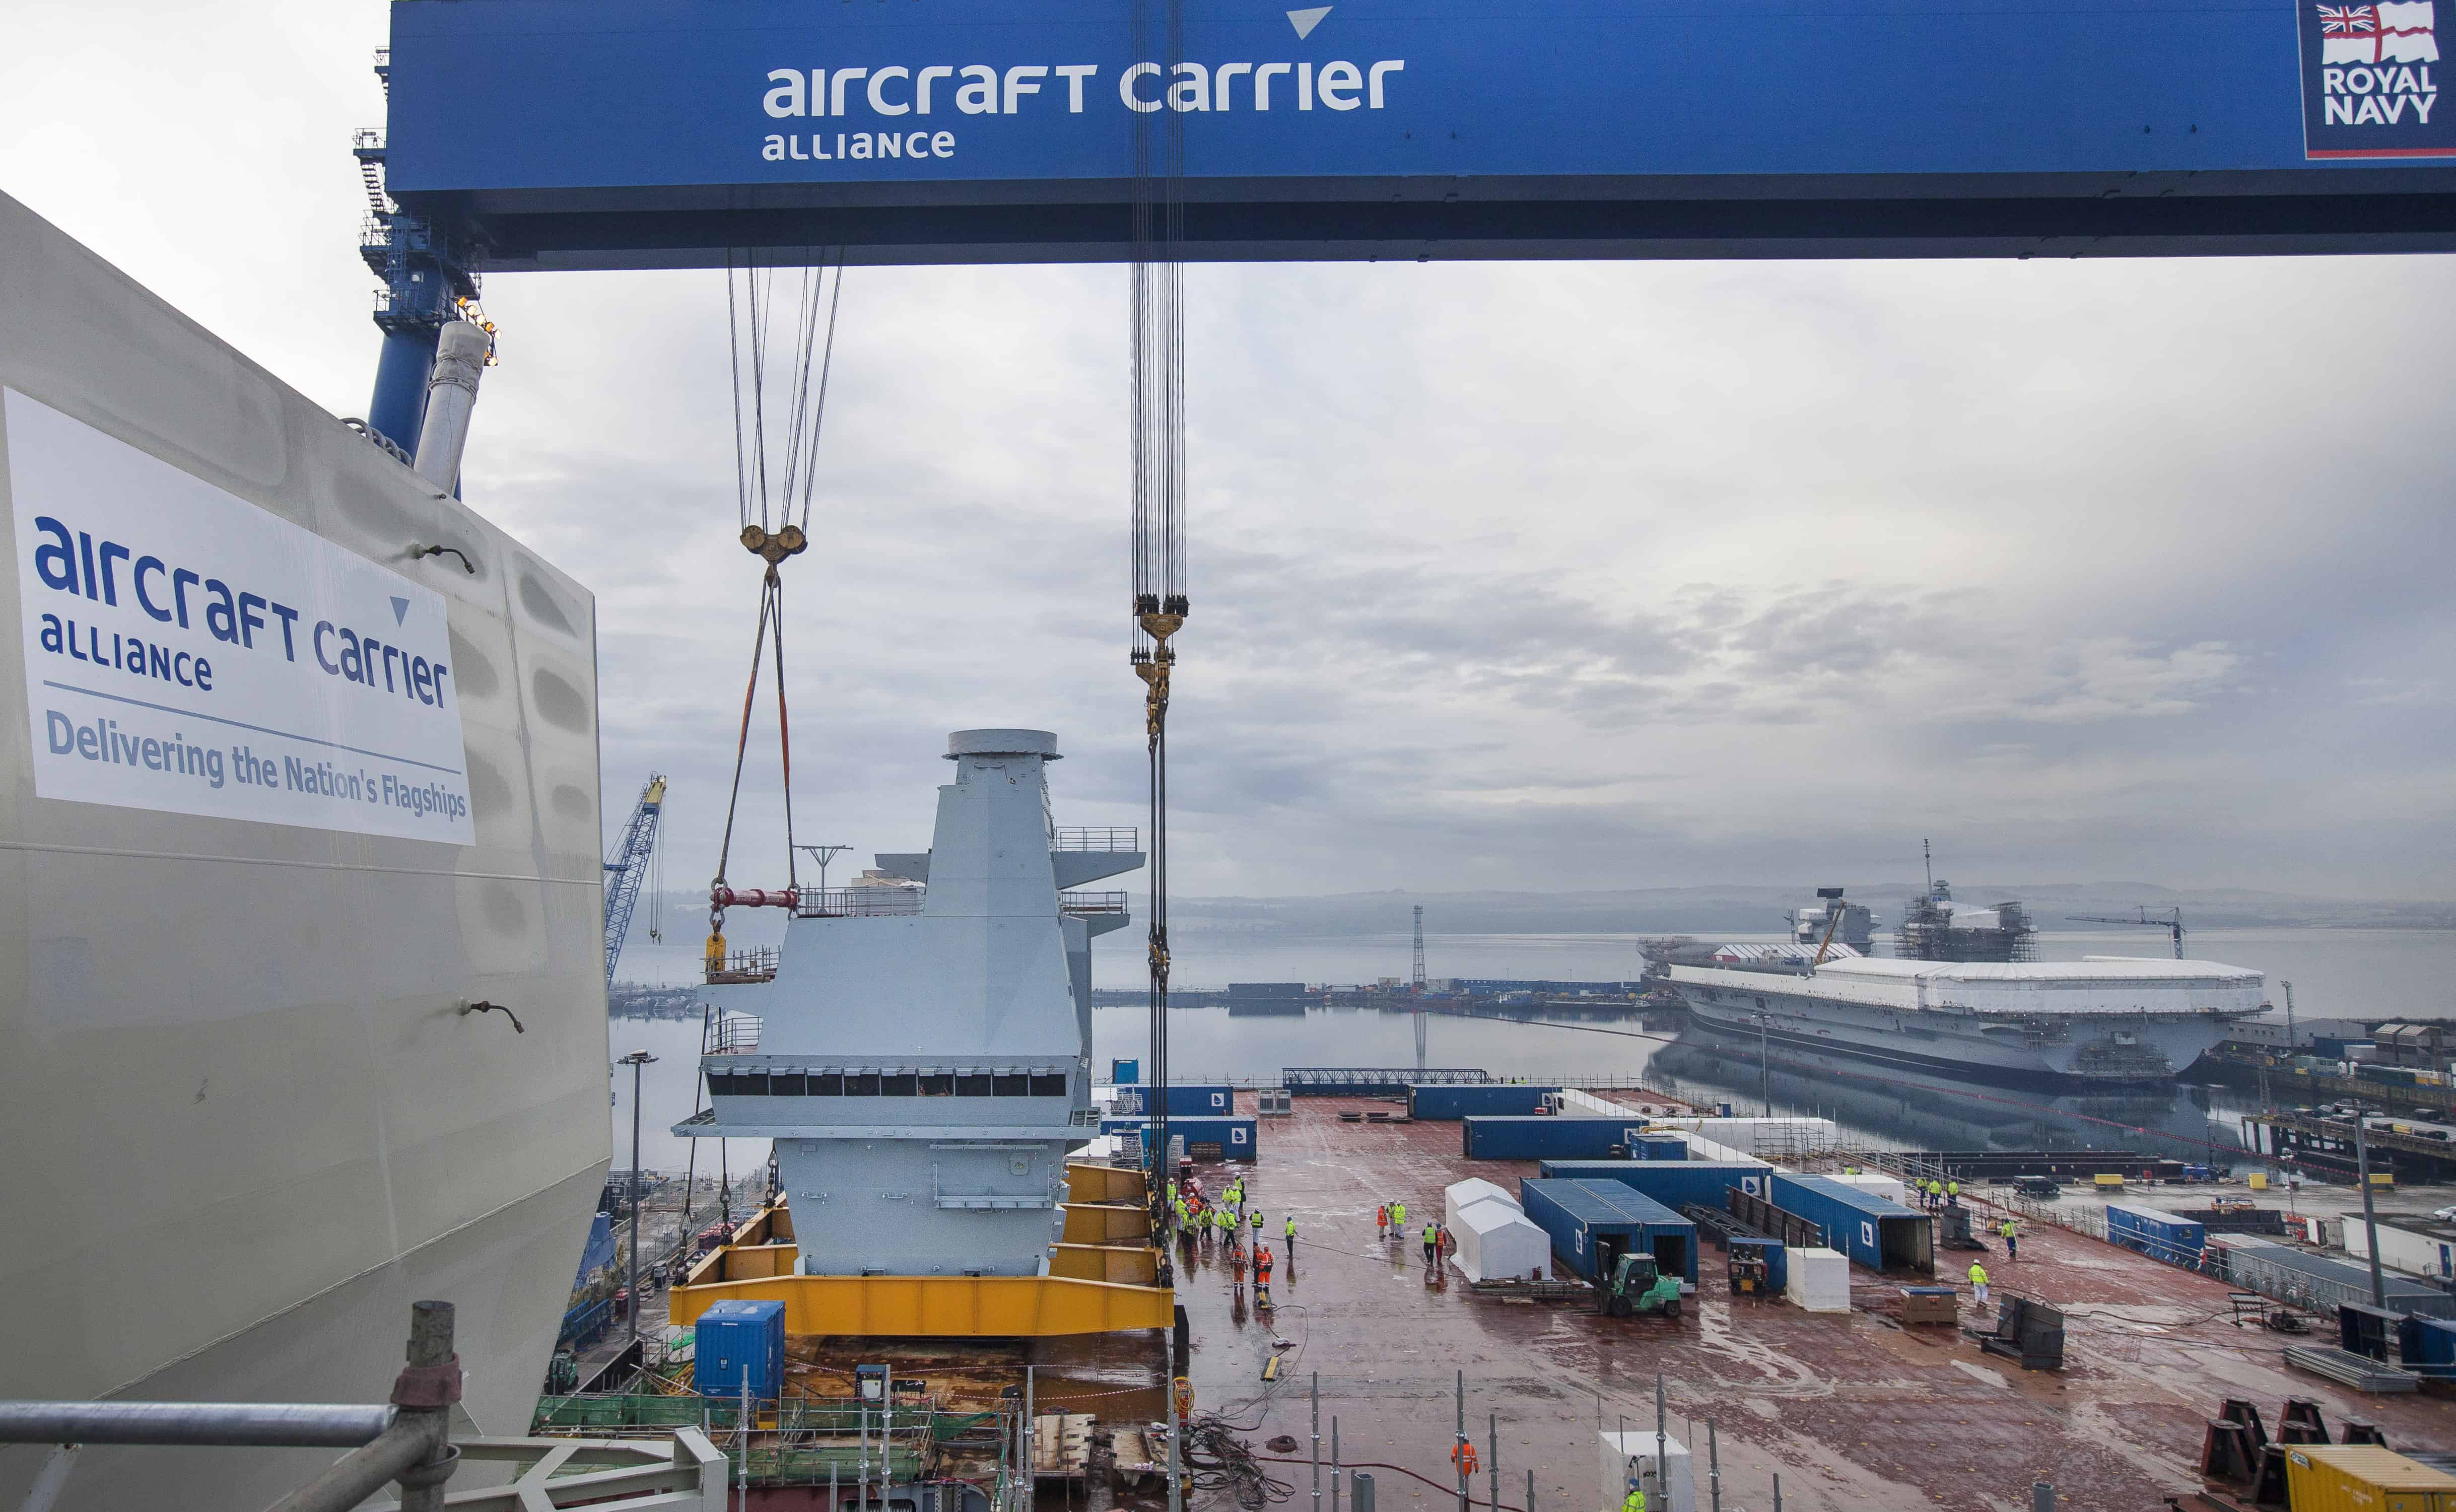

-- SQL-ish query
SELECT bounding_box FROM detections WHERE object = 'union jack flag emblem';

[2315,0,2437,62]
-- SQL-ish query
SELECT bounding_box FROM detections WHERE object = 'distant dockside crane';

[602,775,667,981]
[2066,906,2186,960]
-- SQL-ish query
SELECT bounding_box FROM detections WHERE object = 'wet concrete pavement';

[1163,1095,2456,1512]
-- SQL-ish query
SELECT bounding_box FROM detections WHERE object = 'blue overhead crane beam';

[380,0,2456,263]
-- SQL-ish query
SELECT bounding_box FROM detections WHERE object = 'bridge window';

[918,1073,954,1097]
[993,1073,1030,1096]
[956,1073,994,1096]
[844,1072,881,1095]
[1030,1072,1069,1097]
[880,1072,918,1096]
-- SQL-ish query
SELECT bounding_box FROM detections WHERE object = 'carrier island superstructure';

[668,729,1175,1332]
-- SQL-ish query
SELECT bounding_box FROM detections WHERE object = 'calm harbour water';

[608,926,2456,1174]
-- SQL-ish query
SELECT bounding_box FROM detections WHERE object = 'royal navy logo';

[2301,3,2453,156]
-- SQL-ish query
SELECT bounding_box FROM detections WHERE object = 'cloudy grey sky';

[9,0,2454,901]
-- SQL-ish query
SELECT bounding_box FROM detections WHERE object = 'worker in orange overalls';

[1255,1243,1274,1307]
[1377,1203,1389,1241]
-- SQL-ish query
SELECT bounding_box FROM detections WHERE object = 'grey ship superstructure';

[677,729,1140,1276]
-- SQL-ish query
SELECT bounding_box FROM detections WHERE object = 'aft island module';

[671,730,1173,1331]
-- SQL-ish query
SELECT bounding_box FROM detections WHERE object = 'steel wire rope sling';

[703,245,849,981]
[1128,0,1192,1284]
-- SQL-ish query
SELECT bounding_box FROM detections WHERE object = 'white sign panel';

[8,389,474,844]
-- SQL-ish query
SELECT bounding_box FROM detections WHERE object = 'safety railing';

[705,1013,763,1055]
[795,887,924,918]
[1051,827,1138,852]
[705,949,778,984]
[0,1303,458,1512]
[1058,890,1129,916]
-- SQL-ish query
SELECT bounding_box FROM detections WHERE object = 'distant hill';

[1162,882,2456,937]
[623,880,2456,946]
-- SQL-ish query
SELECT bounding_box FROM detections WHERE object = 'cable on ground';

[1182,1412,1294,1508]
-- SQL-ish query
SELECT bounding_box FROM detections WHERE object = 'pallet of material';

[1468,1277,1595,1302]
[1109,1424,1164,1489]
[2281,1346,2421,1393]
[1032,1413,1096,1477]
[1898,1287,1958,1326]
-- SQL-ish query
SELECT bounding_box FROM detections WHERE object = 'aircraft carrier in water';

[1666,943,2269,1088]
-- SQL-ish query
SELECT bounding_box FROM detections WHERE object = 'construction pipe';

[0,1402,393,1448]
[412,320,490,493]
[710,885,798,910]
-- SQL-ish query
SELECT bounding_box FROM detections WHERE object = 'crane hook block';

[739,523,811,565]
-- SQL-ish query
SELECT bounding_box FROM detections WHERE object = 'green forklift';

[1598,1243,1685,1319]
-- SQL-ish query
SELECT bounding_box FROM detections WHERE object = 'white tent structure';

[1445,1178,1515,1230]
[1453,1200,1550,1282]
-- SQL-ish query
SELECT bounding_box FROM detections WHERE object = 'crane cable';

[1129,0,1192,1263]
[705,247,849,980]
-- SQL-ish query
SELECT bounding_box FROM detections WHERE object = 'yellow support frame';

[667,1272,1174,1336]
[1048,1243,1162,1285]
[1062,1161,1148,1204]
[1059,1203,1151,1245]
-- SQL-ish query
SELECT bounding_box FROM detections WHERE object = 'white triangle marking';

[1287,6,1331,40]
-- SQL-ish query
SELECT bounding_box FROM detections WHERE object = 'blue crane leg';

[368,326,442,454]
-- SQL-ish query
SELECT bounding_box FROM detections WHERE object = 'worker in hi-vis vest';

[1969,1260,1991,1310]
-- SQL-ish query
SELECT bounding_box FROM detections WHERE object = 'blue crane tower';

[602,775,667,982]
[352,46,485,457]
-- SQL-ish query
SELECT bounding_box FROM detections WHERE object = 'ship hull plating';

[1678,991,2236,1090]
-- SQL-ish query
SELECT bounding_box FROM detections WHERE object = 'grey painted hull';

[0,192,608,1510]
[1680,990,2237,1089]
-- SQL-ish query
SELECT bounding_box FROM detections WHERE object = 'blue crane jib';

[602,774,666,982]
[378,0,2456,264]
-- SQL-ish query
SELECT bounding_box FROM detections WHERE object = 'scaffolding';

[1894,885,2037,963]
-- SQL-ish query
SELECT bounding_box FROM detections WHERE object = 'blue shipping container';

[1520,1179,1699,1284]
[1110,1057,1140,1084]
[1463,1116,1653,1161]
[2102,1201,2207,1266]
[1768,1174,1934,1275]
[1407,1084,1561,1120]
[1632,1135,1688,1161]
[696,1299,786,1402]
[1536,1160,1774,1212]
[2399,1316,2456,1379]
[1111,1083,1235,1116]
[1100,1115,1258,1162]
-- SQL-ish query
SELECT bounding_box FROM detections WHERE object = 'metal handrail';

[0,1402,394,1447]
[1,1303,460,1512]
[1051,827,1138,852]
[795,887,924,918]
[1058,890,1128,915]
